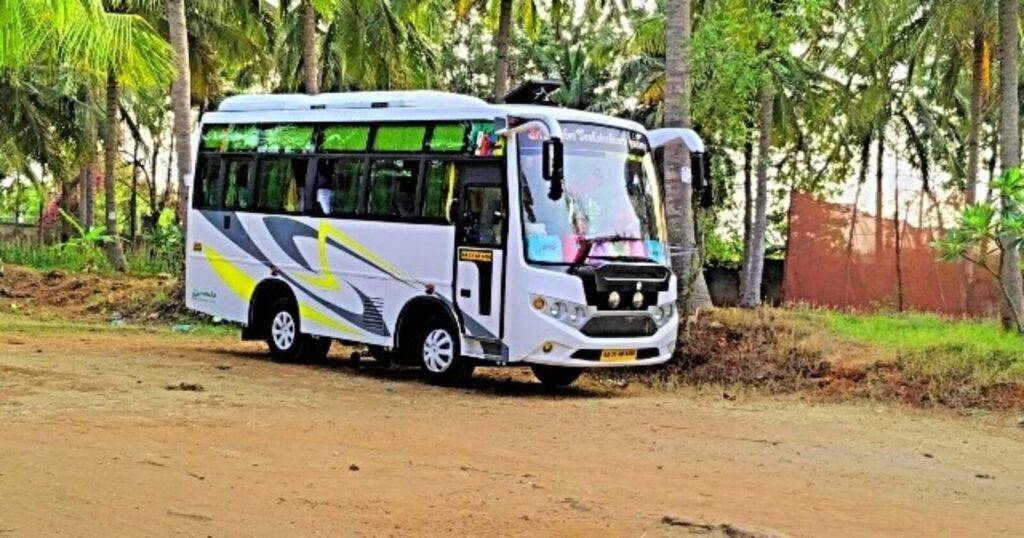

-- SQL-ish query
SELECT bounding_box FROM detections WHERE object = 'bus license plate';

[600,349,637,363]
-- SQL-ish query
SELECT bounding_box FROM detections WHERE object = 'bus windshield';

[518,123,669,265]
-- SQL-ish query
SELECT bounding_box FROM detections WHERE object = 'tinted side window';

[422,160,456,221]
[193,153,222,209]
[315,158,365,216]
[366,159,421,218]
[223,158,254,210]
[256,158,309,214]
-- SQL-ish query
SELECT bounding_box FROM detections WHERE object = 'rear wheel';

[266,297,331,363]
[531,365,582,387]
[417,315,474,385]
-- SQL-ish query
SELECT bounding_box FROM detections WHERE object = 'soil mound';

[0,265,185,322]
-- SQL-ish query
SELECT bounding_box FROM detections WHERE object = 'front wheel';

[417,315,474,386]
[531,365,582,387]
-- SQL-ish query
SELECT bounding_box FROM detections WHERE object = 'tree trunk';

[965,30,987,314]
[167,0,192,231]
[57,175,68,241]
[739,132,753,295]
[164,138,176,213]
[129,138,139,242]
[493,0,513,102]
[968,30,987,206]
[739,85,773,308]
[894,164,904,312]
[82,158,96,230]
[300,0,319,95]
[663,0,712,313]
[150,138,161,229]
[13,172,22,225]
[874,127,884,263]
[999,0,1024,331]
[104,70,128,272]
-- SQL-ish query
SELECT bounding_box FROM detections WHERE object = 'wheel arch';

[242,278,297,340]
[394,296,460,353]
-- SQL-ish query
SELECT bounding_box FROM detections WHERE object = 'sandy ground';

[0,322,1021,537]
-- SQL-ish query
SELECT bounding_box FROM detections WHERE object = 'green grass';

[818,311,1024,383]
[0,241,179,276]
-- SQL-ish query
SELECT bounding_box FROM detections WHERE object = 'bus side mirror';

[542,138,564,200]
[692,152,713,208]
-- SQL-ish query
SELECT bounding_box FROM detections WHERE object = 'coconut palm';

[455,0,541,101]
[275,0,439,92]
[662,0,713,311]
[166,0,190,225]
[96,2,174,270]
[997,0,1022,329]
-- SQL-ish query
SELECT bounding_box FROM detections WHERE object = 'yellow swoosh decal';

[205,246,257,300]
[296,220,421,290]
[299,302,359,335]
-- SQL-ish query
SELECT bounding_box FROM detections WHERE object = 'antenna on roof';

[502,80,563,105]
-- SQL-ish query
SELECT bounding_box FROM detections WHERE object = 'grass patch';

[818,311,1024,384]
[0,241,179,276]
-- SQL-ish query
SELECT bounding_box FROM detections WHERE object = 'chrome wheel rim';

[422,329,454,373]
[271,311,296,350]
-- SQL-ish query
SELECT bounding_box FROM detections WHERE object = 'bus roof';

[209,91,647,134]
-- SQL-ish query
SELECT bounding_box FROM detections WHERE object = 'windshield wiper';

[590,254,658,263]
[571,235,644,269]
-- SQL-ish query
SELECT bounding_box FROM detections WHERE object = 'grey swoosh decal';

[198,210,389,337]
[199,211,495,341]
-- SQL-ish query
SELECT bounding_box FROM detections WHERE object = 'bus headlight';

[531,294,590,328]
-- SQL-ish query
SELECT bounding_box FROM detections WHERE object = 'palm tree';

[663,0,712,311]
[493,0,513,100]
[166,0,190,225]
[997,0,1023,329]
[275,0,439,92]
[301,0,319,94]
[95,2,174,269]
[455,0,539,102]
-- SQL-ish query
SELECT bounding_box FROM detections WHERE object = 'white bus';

[184,90,707,386]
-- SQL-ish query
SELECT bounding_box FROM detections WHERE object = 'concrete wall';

[705,259,785,307]
[0,222,57,245]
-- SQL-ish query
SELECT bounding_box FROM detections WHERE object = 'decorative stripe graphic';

[198,210,496,340]
[299,302,359,335]
[205,245,257,300]
[199,210,390,337]
[264,217,423,290]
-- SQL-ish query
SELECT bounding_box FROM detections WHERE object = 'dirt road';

[0,320,1021,536]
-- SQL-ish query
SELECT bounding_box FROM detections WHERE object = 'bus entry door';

[455,164,505,340]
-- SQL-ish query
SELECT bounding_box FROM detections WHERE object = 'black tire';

[531,365,582,387]
[265,296,331,364]
[416,314,474,386]
[302,336,333,364]
[367,345,396,368]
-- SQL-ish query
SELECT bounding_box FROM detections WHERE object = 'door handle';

[223,215,231,229]
[460,289,472,298]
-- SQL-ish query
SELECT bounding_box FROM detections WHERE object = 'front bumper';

[512,313,679,368]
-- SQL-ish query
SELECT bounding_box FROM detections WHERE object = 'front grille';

[571,348,661,361]
[597,263,670,282]
[580,315,657,337]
